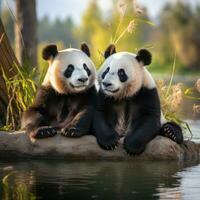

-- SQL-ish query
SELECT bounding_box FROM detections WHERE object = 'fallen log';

[0,131,199,161]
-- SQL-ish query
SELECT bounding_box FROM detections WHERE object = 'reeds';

[1,64,37,130]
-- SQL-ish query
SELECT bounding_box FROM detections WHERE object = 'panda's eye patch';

[64,64,74,78]
[118,68,128,82]
[83,63,91,76]
[102,67,110,79]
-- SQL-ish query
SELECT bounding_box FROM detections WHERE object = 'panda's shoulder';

[34,85,58,101]
[142,68,156,89]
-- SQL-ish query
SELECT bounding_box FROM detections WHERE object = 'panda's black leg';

[124,117,160,155]
[160,122,183,144]
[124,134,146,156]
[61,127,82,137]
[61,107,93,137]
[30,126,58,139]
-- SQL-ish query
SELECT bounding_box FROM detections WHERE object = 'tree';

[79,0,102,43]
[38,16,77,47]
[0,18,19,127]
[15,0,37,68]
[158,2,200,71]
[1,8,14,44]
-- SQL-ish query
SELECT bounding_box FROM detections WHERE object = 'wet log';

[0,131,199,161]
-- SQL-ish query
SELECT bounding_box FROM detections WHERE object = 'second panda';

[21,43,96,139]
[93,44,183,155]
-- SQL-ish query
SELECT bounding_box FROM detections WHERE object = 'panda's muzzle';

[102,82,112,87]
[102,82,119,93]
[78,77,88,83]
[70,77,89,89]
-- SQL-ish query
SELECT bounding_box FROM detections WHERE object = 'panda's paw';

[61,127,82,137]
[30,126,58,139]
[97,134,119,151]
[123,137,146,156]
[161,122,183,144]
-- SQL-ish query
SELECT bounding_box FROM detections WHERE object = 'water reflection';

[0,160,199,200]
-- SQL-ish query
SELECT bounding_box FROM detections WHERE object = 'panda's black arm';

[93,111,119,150]
[61,86,97,137]
[21,107,48,132]
[21,86,50,131]
[75,106,94,135]
[21,86,58,138]
[124,88,161,154]
[124,116,160,155]
[61,105,94,137]
[92,92,119,150]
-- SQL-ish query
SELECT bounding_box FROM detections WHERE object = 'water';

[1,160,200,200]
[0,121,199,200]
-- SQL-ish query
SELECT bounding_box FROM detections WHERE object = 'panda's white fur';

[42,48,96,94]
[98,51,167,129]
[98,52,156,100]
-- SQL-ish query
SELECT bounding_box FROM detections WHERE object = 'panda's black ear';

[42,44,58,60]
[81,43,90,57]
[104,44,116,59]
[136,49,152,66]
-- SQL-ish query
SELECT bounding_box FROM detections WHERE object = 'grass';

[1,64,37,130]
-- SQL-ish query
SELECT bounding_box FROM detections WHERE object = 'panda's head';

[42,43,96,94]
[98,44,155,99]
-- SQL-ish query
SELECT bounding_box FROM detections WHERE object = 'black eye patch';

[64,64,74,78]
[102,67,110,79]
[83,63,91,76]
[118,68,128,82]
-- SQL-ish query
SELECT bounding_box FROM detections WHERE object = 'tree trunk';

[15,0,37,68]
[0,18,19,126]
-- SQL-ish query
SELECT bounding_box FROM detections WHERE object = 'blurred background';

[0,0,200,129]
[1,0,200,74]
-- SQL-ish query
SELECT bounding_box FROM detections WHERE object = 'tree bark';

[0,18,19,126]
[15,0,37,68]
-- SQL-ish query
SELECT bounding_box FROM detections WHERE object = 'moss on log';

[0,131,199,161]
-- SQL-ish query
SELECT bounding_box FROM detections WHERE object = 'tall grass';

[157,54,200,138]
[1,64,37,130]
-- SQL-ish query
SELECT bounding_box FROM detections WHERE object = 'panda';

[93,44,183,155]
[21,43,97,139]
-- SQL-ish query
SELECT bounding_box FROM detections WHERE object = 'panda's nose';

[78,77,88,83]
[102,82,112,87]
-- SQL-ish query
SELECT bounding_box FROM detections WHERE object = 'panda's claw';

[30,127,58,139]
[99,142,118,151]
[61,127,82,137]
[160,122,183,144]
[125,150,137,157]
[97,134,119,151]
[71,132,74,137]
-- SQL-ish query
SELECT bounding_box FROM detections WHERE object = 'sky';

[1,0,200,24]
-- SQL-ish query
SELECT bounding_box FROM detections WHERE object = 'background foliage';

[1,0,200,73]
